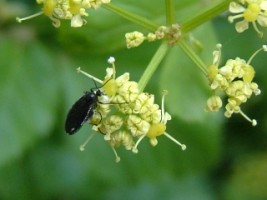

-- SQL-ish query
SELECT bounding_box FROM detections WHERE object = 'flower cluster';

[125,23,181,48]
[205,44,267,125]
[78,57,186,162]
[228,0,267,37]
[16,0,111,27]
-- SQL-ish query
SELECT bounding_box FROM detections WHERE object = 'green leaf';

[105,175,216,200]
[223,153,267,200]
[0,36,59,167]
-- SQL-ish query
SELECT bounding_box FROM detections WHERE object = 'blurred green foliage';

[1,0,267,199]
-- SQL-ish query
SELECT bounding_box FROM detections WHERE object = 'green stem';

[165,0,175,25]
[138,42,169,92]
[179,40,208,76]
[181,0,231,33]
[103,4,159,32]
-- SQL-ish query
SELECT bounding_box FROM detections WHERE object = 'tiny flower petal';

[71,14,83,27]
[235,20,249,32]
[257,15,267,26]
[229,2,245,13]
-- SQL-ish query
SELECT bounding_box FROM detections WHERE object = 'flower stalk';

[179,40,208,76]
[103,3,159,31]
[165,0,176,25]
[181,0,231,33]
[138,41,169,92]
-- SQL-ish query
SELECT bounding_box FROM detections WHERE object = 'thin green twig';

[179,40,208,76]
[181,0,231,33]
[165,0,175,25]
[103,3,159,31]
[138,42,169,92]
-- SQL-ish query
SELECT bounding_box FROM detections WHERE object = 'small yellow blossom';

[77,57,186,162]
[206,44,266,125]
[205,95,223,112]
[16,0,111,28]
[125,31,145,48]
[146,33,157,42]
[228,0,267,37]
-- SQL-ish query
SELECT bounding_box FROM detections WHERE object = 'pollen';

[147,123,166,138]
[243,3,261,22]
[102,79,118,96]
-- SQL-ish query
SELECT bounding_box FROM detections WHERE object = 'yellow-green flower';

[17,0,111,27]
[228,0,267,37]
[206,44,266,126]
[78,57,186,162]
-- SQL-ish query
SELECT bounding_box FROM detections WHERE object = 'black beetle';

[65,89,102,135]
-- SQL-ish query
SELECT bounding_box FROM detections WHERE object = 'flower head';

[228,0,267,37]
[16,0,111,28]
[206,44,266,125]
[77,57,186,162]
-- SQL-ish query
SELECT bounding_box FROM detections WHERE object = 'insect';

[65,88,103,135]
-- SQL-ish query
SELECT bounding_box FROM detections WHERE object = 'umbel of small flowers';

[205,43,267,126]
[125,23,181,48]
[228,0,267,37]
[16,0,111,28]
[78,57,186,162]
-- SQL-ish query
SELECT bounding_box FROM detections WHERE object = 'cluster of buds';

[125,23,181,48]
[16,0,111,27]
[78,57,186,162]
[228,0,267,37]
[205,44,267,125]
